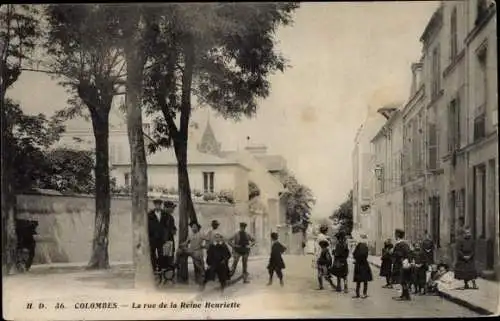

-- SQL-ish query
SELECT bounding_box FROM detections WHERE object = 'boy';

[316,240,335,290]
[267,232,287,286]
[203,233,231,292]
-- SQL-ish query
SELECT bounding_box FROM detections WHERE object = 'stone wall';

[16,193,249,265]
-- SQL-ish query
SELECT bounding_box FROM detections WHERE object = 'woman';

[380,239,393,288]
[332,231,349,293]
[352,234,373,299]
[454,228,478,290]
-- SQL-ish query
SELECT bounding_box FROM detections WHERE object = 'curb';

[367,260,495,316]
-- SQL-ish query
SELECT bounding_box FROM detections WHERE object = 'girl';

[352,234,372,299]
[331,231,349,293]
[380,239,394,288]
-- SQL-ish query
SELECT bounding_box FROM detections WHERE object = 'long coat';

[147,210,177,246]
[352,242,372,282]
[331,241,349,278]
[454,237,477,281]
[379,244,393,277]
[392,239,411,284]
[267,241,286,270]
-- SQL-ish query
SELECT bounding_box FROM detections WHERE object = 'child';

[316,240,335,290]
[267,232,287,286]
[412,242,427,295]
[332,231,349,293]
[380,239,394,289]
[203,233,231,292]
[426,263,452,294]
[352,234,373,299]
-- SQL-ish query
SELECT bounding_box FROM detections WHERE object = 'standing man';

[148,199,168,273]
[229,222,256,283]
[421,230,434,266]
[177,222,205,286]
[392,228,412,301]
[161,200,178,269]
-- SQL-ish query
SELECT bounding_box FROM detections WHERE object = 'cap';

[153,199,163,205]
[211,220,220,226]
[164,200,176,208]
[240,222,247,227]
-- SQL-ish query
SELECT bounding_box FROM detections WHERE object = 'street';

[197,254,480,318]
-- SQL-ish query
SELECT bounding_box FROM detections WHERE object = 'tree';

[142,3,299,282]
[44,4,126,269]
[330,190,353,236]
[1,4,42,274]
[277,169,315,234]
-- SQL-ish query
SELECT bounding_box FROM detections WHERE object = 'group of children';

[314,226,372,299]
[380,237,453,296]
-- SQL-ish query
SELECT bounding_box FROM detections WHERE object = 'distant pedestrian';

[352,234,372,299]
[332,231,349,293]
[392,229,412,301]
[380,239,394,288]
[229,222,256,283]
[316,240,335,290]
[203,233,231,292]
[267,232,287,286]
[454,227,478,290]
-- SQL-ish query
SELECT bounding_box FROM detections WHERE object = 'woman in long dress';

[454,228,478,290]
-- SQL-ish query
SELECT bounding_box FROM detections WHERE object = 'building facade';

[371,107,404,254]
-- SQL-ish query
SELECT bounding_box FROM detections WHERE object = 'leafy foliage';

[330,190,353,236]
[277,169,314,233]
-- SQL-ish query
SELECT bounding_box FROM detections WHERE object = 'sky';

[7,2,440,218]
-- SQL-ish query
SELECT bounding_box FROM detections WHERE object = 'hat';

[335,231,346,239]
[164,200,176,208]
[153,199,163,205]
[211,220,220,226]
[240,222,247,227]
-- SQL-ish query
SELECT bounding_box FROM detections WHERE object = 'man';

[148,199,168,273]
[161,201,178,268]
[421,230,434,266]
[229,222,256,283]
[392,228,412,301]
[177,221,205,285]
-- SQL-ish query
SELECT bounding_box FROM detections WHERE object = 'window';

[124,173,130,187]
[428,123,438,170]
[477,46,488,107]
[203,172,214,193]
[450,191,456,243]
[448,97,461,152]
[450,7,458,60]
[474,113,486,141]
[431,46,441,99]
[430,196,441,248]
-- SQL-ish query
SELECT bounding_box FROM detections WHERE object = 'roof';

[113,148,247,168]
[254,155,287,172]
[419,4,443,44]
[197,118,221,155]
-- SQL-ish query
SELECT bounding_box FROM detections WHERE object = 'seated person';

[426,263,453,294]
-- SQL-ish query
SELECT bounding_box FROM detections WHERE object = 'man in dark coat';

[148,199,177,273]
[332,231,349,293]
[421,230,434,265]
[392,229,412,301]
[352,234,372,299]
[380,239,394,288]
[454,227,478,289]
[267,232,287,286]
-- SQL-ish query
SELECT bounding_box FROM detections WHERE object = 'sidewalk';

[367,255,499,315]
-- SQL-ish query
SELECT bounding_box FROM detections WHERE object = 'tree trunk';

[87,113,111,269]
[174,37,198,283]
[1,93,17,276]
[124,34,155,289]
